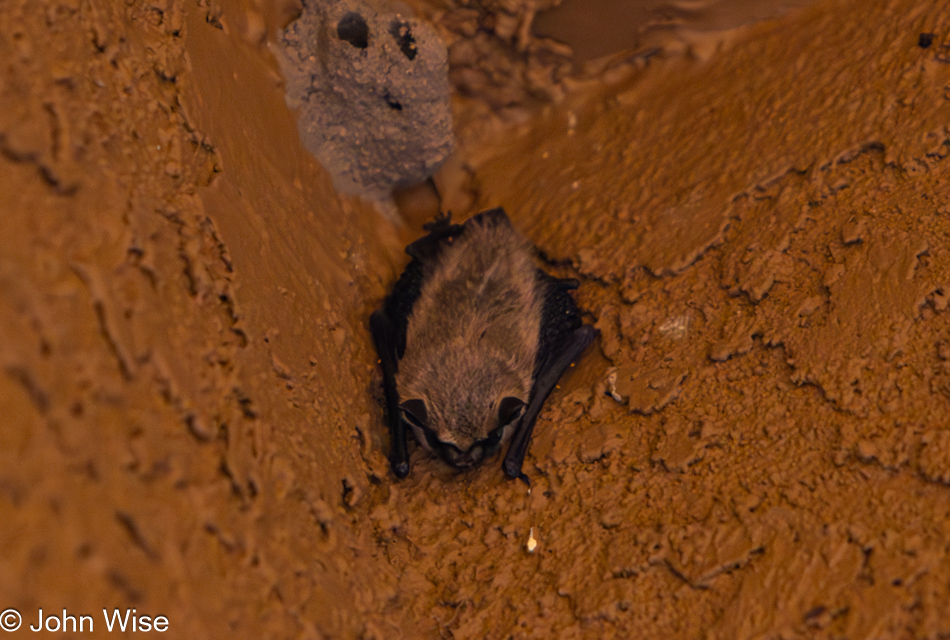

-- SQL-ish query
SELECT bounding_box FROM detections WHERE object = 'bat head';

[398,359,529,469]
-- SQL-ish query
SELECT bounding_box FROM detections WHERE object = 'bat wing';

[370,310,410,478]
[502,269,596,481]
[503,324,598,481]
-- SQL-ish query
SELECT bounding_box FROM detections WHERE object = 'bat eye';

[400,398,428,429]
[481,425,505,447]
[498,396,525,426]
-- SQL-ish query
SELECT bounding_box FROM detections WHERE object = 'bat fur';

[371,207,596,479]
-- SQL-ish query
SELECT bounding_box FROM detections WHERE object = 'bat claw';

[503,459,529,484]
[391,460,410,479]
[422,211,452,232]
[555,277,579,290]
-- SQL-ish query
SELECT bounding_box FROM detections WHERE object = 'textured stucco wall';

[2,0,950,638]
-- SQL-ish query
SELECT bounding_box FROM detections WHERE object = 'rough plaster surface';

[3,0,950,638]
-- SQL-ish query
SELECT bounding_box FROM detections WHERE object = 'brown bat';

[370,208,597,481]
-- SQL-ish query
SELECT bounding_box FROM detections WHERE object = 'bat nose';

[442,444,484,468]
[464,445,484,466]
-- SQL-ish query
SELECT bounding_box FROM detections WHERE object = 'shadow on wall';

[534,0,820,61]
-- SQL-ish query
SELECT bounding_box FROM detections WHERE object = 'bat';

[370,208,597,481]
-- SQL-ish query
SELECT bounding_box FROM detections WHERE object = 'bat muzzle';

[439,442,497,469]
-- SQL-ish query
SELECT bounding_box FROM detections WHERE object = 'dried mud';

[3,0,950,639]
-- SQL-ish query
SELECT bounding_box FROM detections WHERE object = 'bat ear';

[399,398,428,427]
[498,396,526,426]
